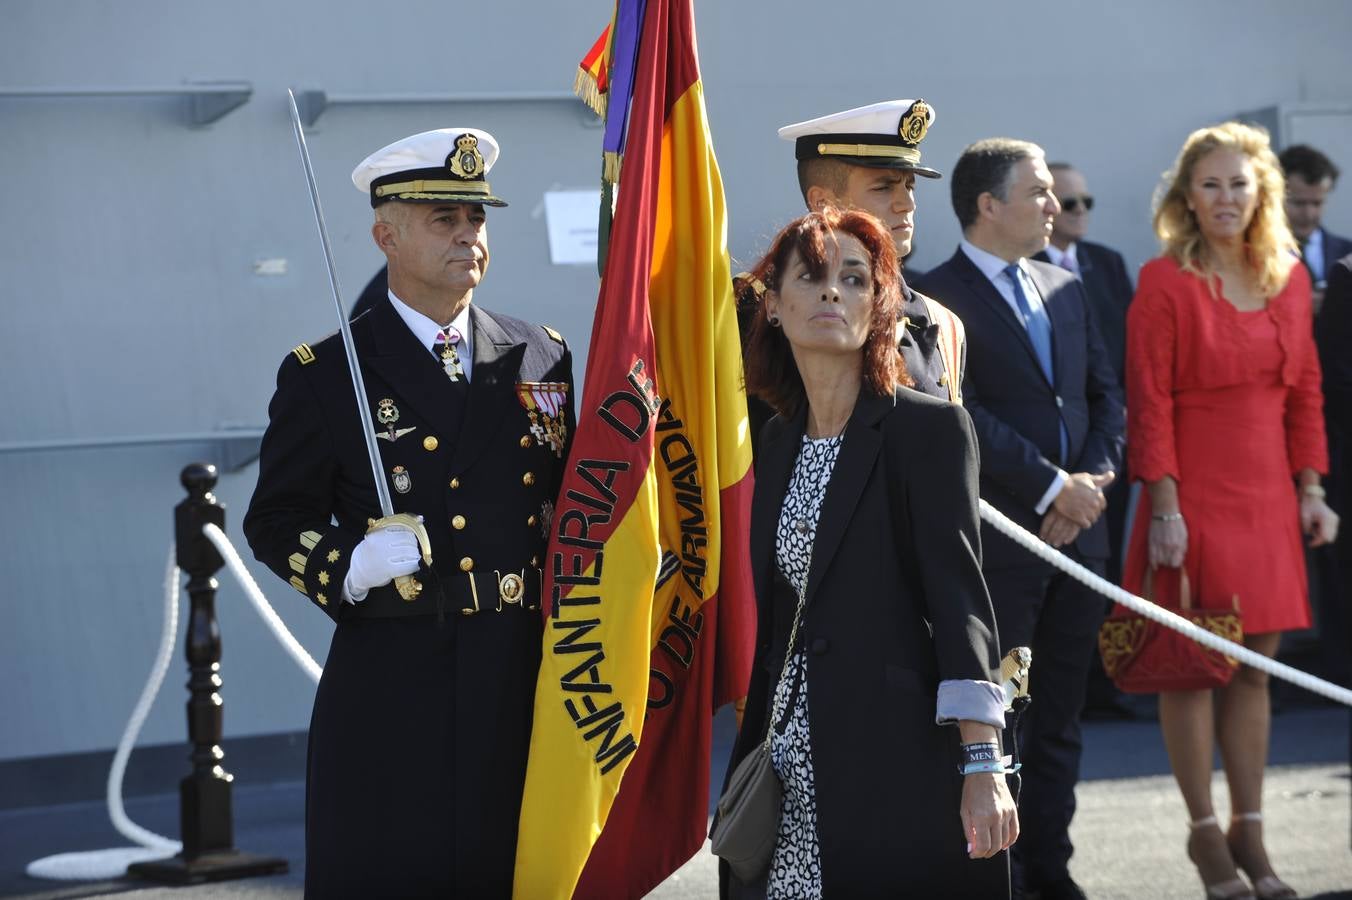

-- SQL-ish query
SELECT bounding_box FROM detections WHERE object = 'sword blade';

[286,88,394,518]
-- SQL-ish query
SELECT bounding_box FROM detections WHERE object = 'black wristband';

[960,741,1001,767]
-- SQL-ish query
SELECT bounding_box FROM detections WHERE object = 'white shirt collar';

[386,290,474,381]
[960,238,1026,284]
[1043,241,1078,268]
[387,290,473,353]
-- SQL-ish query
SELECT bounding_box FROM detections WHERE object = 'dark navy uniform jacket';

[244,296,574,898]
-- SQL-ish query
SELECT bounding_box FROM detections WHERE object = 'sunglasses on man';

[1060,195,1094,213]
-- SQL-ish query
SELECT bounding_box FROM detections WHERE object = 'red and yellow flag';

[513,0,755,897]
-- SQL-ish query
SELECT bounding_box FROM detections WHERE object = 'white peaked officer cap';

[778,99,942,179]
[351,127,507,207]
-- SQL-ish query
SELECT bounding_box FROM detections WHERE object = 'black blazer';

[1316,229,1352,286]
[723,387,1007,898]
[1033,240,1133,383]
[913,248,1124,566]
[1317,253,1352,463]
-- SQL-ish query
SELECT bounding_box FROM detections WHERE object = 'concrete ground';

[2,708,1349,899]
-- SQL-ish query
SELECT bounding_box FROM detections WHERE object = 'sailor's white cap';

[351,128,507,207]
[778,99,941,179]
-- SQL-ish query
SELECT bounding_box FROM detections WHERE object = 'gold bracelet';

[1301,484,1326,499]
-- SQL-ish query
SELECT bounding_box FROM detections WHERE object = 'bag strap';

[761,545,812,754]
[1143,565,1193,610]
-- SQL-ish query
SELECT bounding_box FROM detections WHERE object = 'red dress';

[1122,257,1328,633]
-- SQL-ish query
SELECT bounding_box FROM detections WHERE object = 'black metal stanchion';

[129,463,288,884]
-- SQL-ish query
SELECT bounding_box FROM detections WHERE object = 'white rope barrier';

[203,523,322,685]
[26,504,1350,881]
[26,531,324,881]
[978,499,1352,708]
[24,546,183,880]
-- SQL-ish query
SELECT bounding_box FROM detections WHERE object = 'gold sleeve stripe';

[292,343,316,365]
[289,576,307,593]
[299,531,321,550]
[288,553,307,575]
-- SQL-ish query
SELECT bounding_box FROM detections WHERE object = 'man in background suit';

[1280,144,1351,313]
[914,139,1124,900]
[1035,162,1139,722]
[1316,253,1352,690]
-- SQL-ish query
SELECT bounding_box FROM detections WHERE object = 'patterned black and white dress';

[766,434,843,899]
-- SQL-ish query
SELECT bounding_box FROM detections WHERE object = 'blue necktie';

[1004,263,1069,463]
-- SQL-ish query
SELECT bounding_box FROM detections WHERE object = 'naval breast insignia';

[391,465,412,494]
[899,99,931,145]
[447,133,485,180]
[375,398,416,442]
[516,381,570,457]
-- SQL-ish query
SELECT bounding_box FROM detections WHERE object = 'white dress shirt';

[1303,229,1326,286]
[1042,241,1080,275]
[388,290,474,383]
[959,240,1067,515]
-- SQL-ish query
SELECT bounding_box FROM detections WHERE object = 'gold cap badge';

[899,100,931,145]
[447,133,485,180]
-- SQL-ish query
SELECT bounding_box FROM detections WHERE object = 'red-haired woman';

[719,208,1017,898]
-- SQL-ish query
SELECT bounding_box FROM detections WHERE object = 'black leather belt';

[350,566,543,619]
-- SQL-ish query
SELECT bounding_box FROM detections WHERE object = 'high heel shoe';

[1188,816,1256,900]
[1227,812,1297,900]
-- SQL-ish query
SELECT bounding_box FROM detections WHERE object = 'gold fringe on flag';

[574,66,607,118]
[603,150,623,185]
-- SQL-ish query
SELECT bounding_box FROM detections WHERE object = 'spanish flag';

[512,0,755,896]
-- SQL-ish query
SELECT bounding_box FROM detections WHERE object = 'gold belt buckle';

[497,570,525,611]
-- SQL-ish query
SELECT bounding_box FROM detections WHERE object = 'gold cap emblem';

[447,133,485,180]
[899,100,931,145]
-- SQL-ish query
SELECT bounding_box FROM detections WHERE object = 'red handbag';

[1098,568,1243,693]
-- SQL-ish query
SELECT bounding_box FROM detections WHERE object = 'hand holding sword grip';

[362,514,434,601]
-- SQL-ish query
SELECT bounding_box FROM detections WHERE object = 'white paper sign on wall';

[543,190,600,266]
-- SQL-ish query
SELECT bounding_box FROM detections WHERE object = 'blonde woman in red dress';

[1123,122,1340,900]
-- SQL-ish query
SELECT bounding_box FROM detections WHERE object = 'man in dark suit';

[1035,162,1138,722]
[245,127,574,897]
[914,138,1125,900]
[1280,144,1351,313]
[1314,252,1352,690]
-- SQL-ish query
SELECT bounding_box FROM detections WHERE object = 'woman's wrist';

[1300,483,1326,500]
[1151,511,1183,522]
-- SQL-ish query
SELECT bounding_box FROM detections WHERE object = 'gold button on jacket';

[459,557,474,572]
[452,515,466,530]
[423,435,439,451]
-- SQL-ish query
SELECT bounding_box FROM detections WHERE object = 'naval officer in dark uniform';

[777,98,966,403]
[245,127,574,898]
[735,99,965,463]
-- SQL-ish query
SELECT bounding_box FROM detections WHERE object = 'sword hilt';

[366,514,434,601]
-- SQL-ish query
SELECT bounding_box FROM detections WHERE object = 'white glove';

[343,523,422,603]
